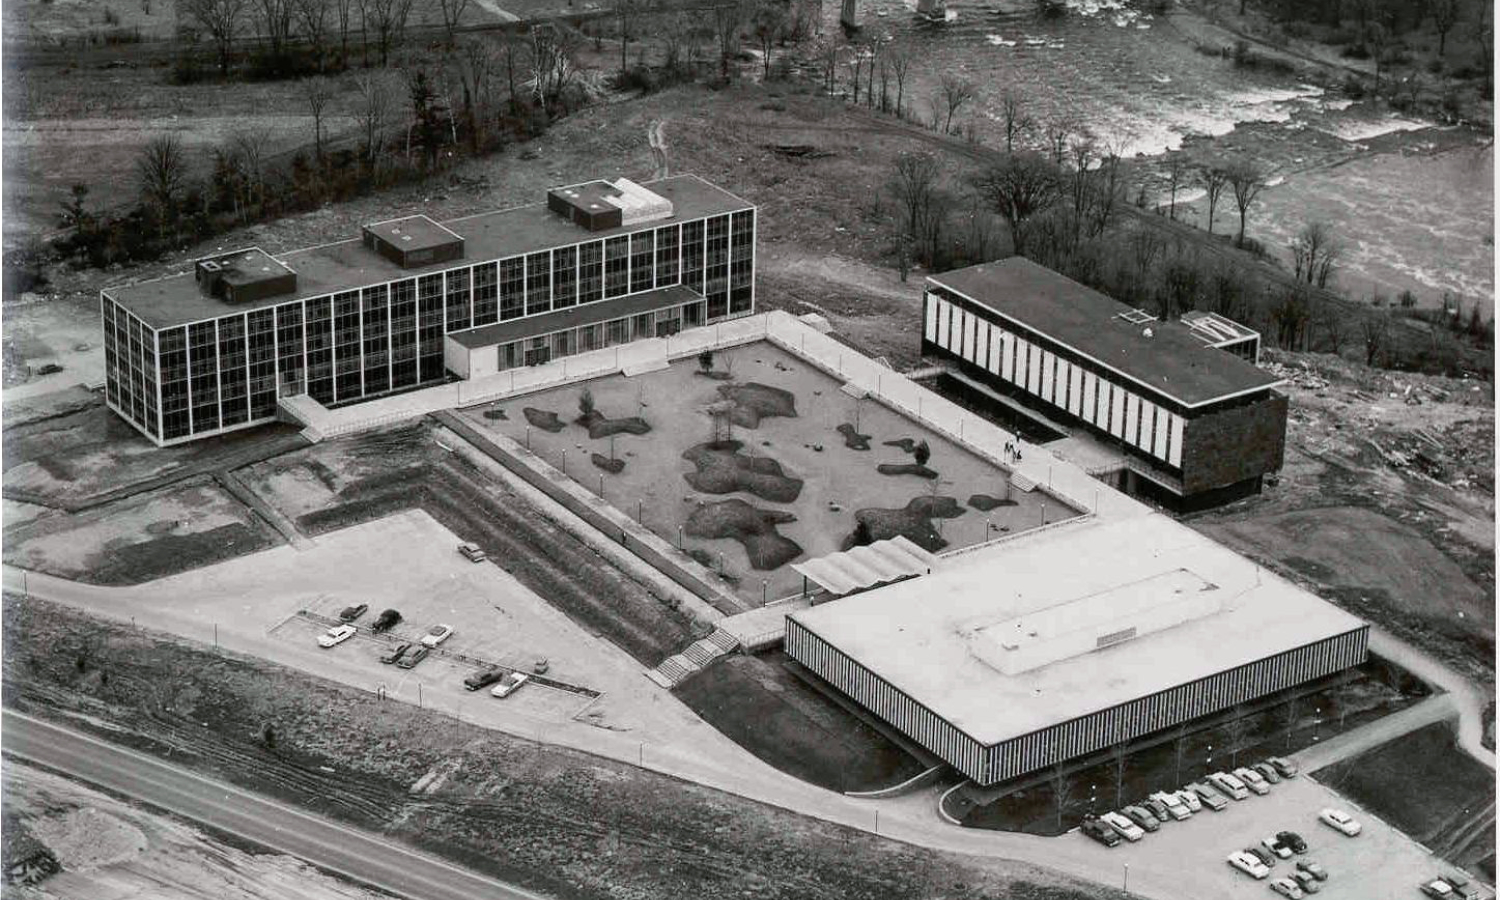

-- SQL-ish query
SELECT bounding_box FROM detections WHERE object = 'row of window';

[982,627,1368,783]
[112,209,756,443]
[926,292,1186,469]
[493,302,705,372]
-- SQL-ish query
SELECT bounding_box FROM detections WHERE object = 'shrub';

[578,388,595,417]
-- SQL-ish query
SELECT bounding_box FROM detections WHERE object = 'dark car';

[1247,845,1278,867]
[1079,816,1121,848]
[338,603,369,623]
[1266,756,1299,778]
[395,646,430,669]
[1295,859,1328,881]
[1276,831,1308,854]
[1122,805,1160,832]
[1442,873,1481,900]
[464,666,507,691]
[1254,761,1283,784]
[1141,797,1172,823]
[371,608,402,633]
[379,642,411,665]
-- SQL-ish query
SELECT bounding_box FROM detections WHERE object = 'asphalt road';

[1,709,550,900]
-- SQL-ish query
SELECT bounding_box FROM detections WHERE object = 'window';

[526,251,551,315]
[655,224,680,287]
[605,317,629,346]
[730,209,753,314]
[552,246,577,309]
[499,257,525,320]
[578,324,601,352]
[681,220,705,294]
[361,285,390,395]
[630,231,654,293]
[604,236,630,298]
[445,267,472,332]
[472,262,499,325]
[578,241,603,304]
[705,215,729,319]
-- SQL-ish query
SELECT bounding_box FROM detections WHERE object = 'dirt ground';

[467,342,1074,605]
[1314,721,1496,882]
[1,761,387,900]
[1,594,1127,900]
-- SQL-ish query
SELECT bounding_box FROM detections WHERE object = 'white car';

[1228,850,1271,880]
[1270,876,1306,898]
[1235,766,1272,795]
[1150,790,1192,820]
[420,624,454,648]
[317,624,357,648]
[490,671,530,698]
[1262,835,1294,859]
[1100,811,1144,842]
[1208,771,1250,800]
[1174,788,1202,812]
[1319,808,1362,836]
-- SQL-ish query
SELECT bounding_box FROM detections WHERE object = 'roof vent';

[194,248,297,304]
[361,215,465,269]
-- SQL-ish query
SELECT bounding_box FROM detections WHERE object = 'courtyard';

[460,341,1080,605]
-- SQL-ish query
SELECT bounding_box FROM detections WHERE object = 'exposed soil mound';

[577,409,652,440]
[968,493,1017,511]
[843,495,966,553]
[883,438,918,454]
[685,499,803,570]
[716,383,798,428]
[876,463,939,479]
[592,453,625,474]
[523,408,565,432]
[836,423,871,451]
[681,440,803,503]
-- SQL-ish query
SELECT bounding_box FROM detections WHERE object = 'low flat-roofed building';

[785,515,1368,786]
[923,258,1288,509]
[100,175,756,445]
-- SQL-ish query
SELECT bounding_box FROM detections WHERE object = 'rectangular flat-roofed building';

[785,517,1369,786]
[101,175,756,445]
[923,258,1287,509]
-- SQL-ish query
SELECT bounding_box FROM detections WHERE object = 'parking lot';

[1072,774,1484,900]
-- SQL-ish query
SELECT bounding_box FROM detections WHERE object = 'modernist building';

[101,175,756,445]
[786,517,1369,786]
[922,258,1287,509]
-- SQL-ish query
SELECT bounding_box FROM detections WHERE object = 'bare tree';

[252,0,295,60]
[1429,0,1460,56]
[1049,762,1075,831]
[1221,704,1253,768]
[295,0,332,71]
[1292,221,1340,288]
[1164,154,1187,221]
[615,0,640,73]
[711,0,743,83]
[353,69,397,162]
[886,48,910,118]
[1283,696,1299,751]
[1272,288,1311,349]
[1109,741,1130,808]
[230,128,271,206]
[1201,164,1229,236]
[999,89,1033,152]
[333,0,355,64]
[1225,159,1267,248]
[438,0,470,41]
[1043,116,1076,165]
[452,37,496,150]
[937,73,976,134]
[752,0,786,80]
[304,75,336,160]
[1313,299,1347,354]
[1362,310,1391,366]
[182,0,247,75]
[364,0,412,65]
[530,23,582,111]
[977,152,1061,257]
[1172,722,1191,783]
[137,134,187,216]
[817,38,840,95]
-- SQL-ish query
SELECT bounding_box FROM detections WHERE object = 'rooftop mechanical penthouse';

[100,176,756,446]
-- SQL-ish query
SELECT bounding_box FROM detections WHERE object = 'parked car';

[1440,873,1481,900]
[1189,781,1229,811]
[1266,756,1299,778]
[338,603,369,623]
[1262,835,1294,859]
[1421,879,1458,899]
[1295,860,1328,882]
[1247,845,1278,868]
[420,624,454,648]
[380,642,411,665]
[1174,787,1203,813]
[1234,766,1272,795]
[458,543,487,563]
[1149,790,1192,820]
[1269,876,1305,899]
[1141,797,1173,823]
[1079,815,1121,848]
[1208,771,1251,800]
[532,658,550,674]
[490,671,530,698]
[1254,761,1283,784]
[1291,870,1322,894]
[371,609,402,633]
[464,666,505,691]
[1276,831,1308,854]
[395,646,430,669]
[1228,851,1271,880]
[1319,809,1361,836]
[1121,805,1160,832]
[317,624,357,648]
[1099,811,1143,842]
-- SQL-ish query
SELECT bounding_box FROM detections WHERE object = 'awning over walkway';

[790,536,940,597]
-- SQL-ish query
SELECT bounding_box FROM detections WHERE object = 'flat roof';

[446,284,702,348]
[363,214,464,252]
[789,515,1366,747]
[928,258,1281,408]
[106,175,752,331]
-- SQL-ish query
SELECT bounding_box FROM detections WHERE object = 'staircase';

[1009,471,1037,493]
[646,628,741,688]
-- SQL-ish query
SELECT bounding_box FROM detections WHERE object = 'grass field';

[465,341,1078,605]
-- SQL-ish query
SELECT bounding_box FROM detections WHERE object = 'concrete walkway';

[1291,692,1459,772]
[1367,625,1496,770]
